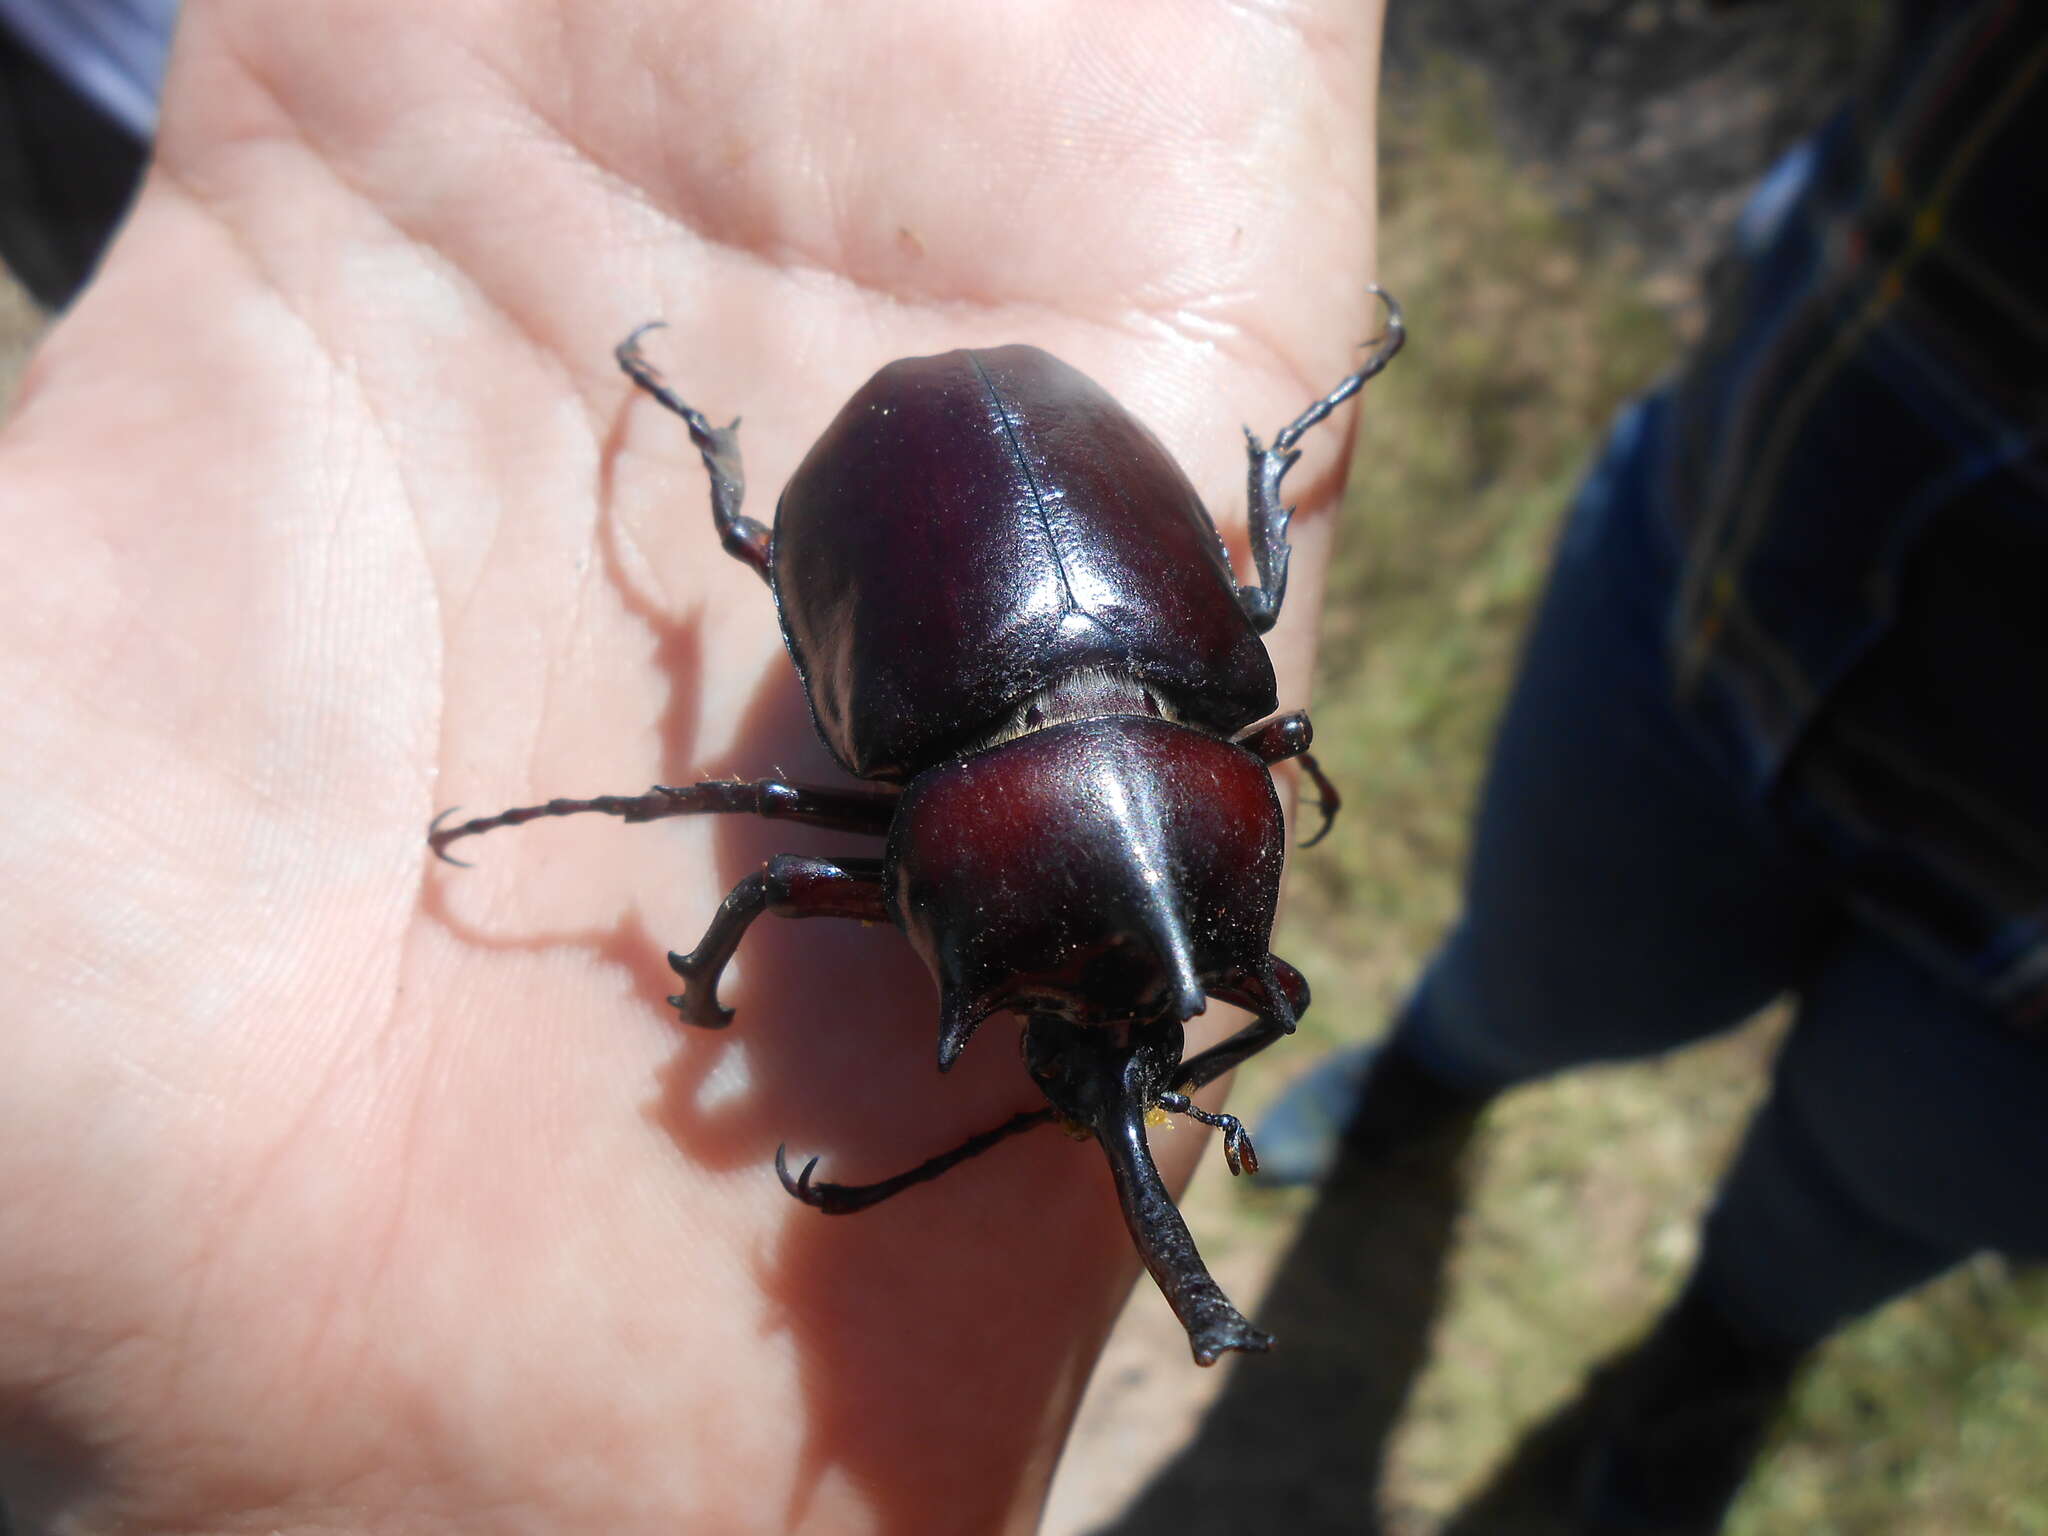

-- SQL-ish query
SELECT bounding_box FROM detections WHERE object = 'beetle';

[429,290,1403,1365]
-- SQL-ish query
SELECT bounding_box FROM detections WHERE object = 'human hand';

[0,2,1382,1529]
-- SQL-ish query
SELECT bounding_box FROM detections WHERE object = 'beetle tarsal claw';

[615,319,669,375]
[775,1145,824,1204]
[772,1147,880,1216]
[425,808,476,868]
[666,949,735,1029]
[1225,1123,1260,1178]
[1297,793,1338,849]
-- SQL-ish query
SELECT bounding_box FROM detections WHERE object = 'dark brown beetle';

[430,291,1403,1364]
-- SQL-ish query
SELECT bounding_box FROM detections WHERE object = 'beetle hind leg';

[1236,285,1405,633]
[776,1108,1057,1214]
[616,323,773,583]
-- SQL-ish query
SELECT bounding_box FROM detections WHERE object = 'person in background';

[1260,2,2048,1529]
[0,0,175,307]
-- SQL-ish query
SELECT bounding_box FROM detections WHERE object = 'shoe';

[1254,1038,1492,1186]
[1578,1284,1807,1534]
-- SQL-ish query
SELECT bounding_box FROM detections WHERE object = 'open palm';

[0,2,1381,1529]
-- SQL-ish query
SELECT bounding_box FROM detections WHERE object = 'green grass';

[1238,56,2048,1534]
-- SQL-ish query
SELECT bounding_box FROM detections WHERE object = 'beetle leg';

[1174,1016,1287,1095]
[1209,954,1308,1034]
[615,323,773,584]
[775,1108,1057,1214]
[1174,957,1311,1092]
[1157,1092,1259,1177]
[1290,753,1341,848]
[1234,711,1341,846]
[1237,285,1405,633]
[666,854,888,1029]
[427,777,899,862]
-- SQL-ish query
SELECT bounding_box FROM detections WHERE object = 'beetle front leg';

[616,324,773,584]
[1236,285,1405,633]
[1236,711,1341,846]
[1156,958,1307,1178]
[1175,956,1309,1092]
[776,1107,1057,1214]
[668,854,888,1029]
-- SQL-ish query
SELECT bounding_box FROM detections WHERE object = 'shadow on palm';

[1090,1126,1475,1535]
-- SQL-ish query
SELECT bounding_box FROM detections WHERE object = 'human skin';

[0,1,1383,1530]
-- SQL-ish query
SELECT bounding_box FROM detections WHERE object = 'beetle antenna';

[1158,1092,1260,1176]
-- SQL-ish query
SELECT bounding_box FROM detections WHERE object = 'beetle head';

[886,713,1287,1070]
[1022,1012,1184,1132]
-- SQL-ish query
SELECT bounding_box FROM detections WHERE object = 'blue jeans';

[1397,393,2048,1351]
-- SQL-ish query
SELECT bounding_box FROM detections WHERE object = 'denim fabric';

[1395,392,2048,1349]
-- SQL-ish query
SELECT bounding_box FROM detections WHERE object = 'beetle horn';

[1092,1051,1273,1366]
[1131,883,1207,1026]
[935,990,987,1073]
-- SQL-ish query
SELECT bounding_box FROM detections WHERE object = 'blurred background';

[2,2,2041,1533]
[1044,5,2048,1534]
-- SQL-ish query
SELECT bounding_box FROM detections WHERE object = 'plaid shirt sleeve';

[1663,0,2048,1029]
